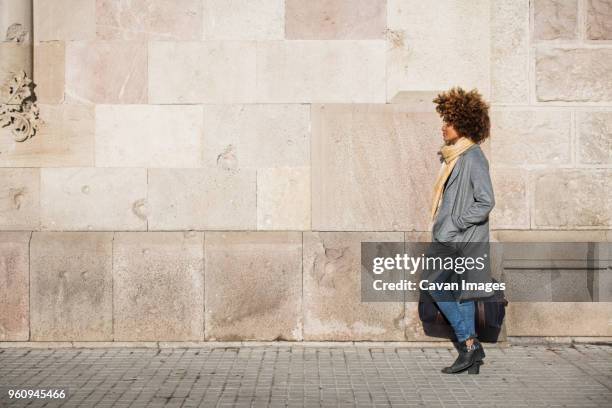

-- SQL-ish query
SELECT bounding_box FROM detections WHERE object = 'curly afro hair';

[432,87,491,144]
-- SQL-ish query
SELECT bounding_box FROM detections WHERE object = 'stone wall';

[0,0,610,342]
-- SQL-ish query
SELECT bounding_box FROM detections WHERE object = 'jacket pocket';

[432,215,460,243]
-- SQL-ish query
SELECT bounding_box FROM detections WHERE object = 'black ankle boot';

[473,337,485,362]
[441,336,483,374]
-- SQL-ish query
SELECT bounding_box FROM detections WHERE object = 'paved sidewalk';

[1,344,611,407]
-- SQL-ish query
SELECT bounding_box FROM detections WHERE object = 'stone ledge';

[3,338,610,349]
[506,336,612,345]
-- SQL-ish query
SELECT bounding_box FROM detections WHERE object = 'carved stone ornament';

[6,23,28,42]
[0,70,40,142]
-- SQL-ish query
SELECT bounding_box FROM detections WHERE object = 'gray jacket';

[427,143,496,300]
[432,144,495,244]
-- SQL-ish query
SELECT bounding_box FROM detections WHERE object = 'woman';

[426,86,495,374]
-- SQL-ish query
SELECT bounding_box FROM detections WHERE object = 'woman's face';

[441,121,461,144]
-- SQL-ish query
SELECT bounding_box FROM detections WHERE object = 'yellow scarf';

[430,137,475,221]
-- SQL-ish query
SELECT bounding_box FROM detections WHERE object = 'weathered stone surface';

[596,249,612,301]
[536,48,612,102]
[312,104,442,231]
[113,232,204,341]
[0,232,30,341]
[257,40,385,103]
[303,232,405,341]
[577,111,612,165]
[0,168,39,230]
[96,0,202,40]
[387,0,490,102]
[504,268,554,301]
[204,232,302,340]
[285,0,386,39]
[95,105,204,167]
[498,243,610,304]
[148,168,256,230]
[587,0,612,40]
[33,41,65,103]
[533,0,578,40]
[493,230,609,242]
[0,42,31,101]
[388,91,445,109]
[490,110,571,165]
[202,104,310,170]
[30,232,113,341]
[203,0,283,39]
[33,0,95,41]
[506,303,612,336]
[490,168,529,230]
[491,0,529,104]
[533,169,611,228]
[257,167,310,230]
[1,0,32,43]
[40,168,147,231]
[65,40,147,104]
[0,104,94,167]
[403,232,432,242]
[148,41,256,103]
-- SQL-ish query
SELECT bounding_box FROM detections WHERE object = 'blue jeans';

[430,291,476,343]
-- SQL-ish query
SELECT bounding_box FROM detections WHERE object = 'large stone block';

[0,232,30,341]
[0,42,31,101]
[285,0,386,40]
[536,48,612,102]
[40,168,147,231]
[148,168,256,230]
[587,0,612,40]
[533,169,611,228]
[490,110,571,166]
[202,104,310,170]
[257,167,310,230]
[1,0,32,43]
[33,41,65,103]
[203,0,283,39]
[65,40,147,104]
[387,0,490,101]
[533,0,578,40]
[577,111,612,165]
[506,303,612,336]
[490,0,529,104]
[0,104,94,167]
[30,232,113,341]
[312,104,442,231]
[113,232,204,341]
[303,232,405,340]
[148,41,257,103]
[257,40,386,103]
[96,0,202,40]
[490,168,529,230]
[95,105,204,168]
[204,231,302,340]
[33,0,95,41]
[0,168,39,230]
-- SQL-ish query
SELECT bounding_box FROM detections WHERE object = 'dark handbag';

[418,282,508,343]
